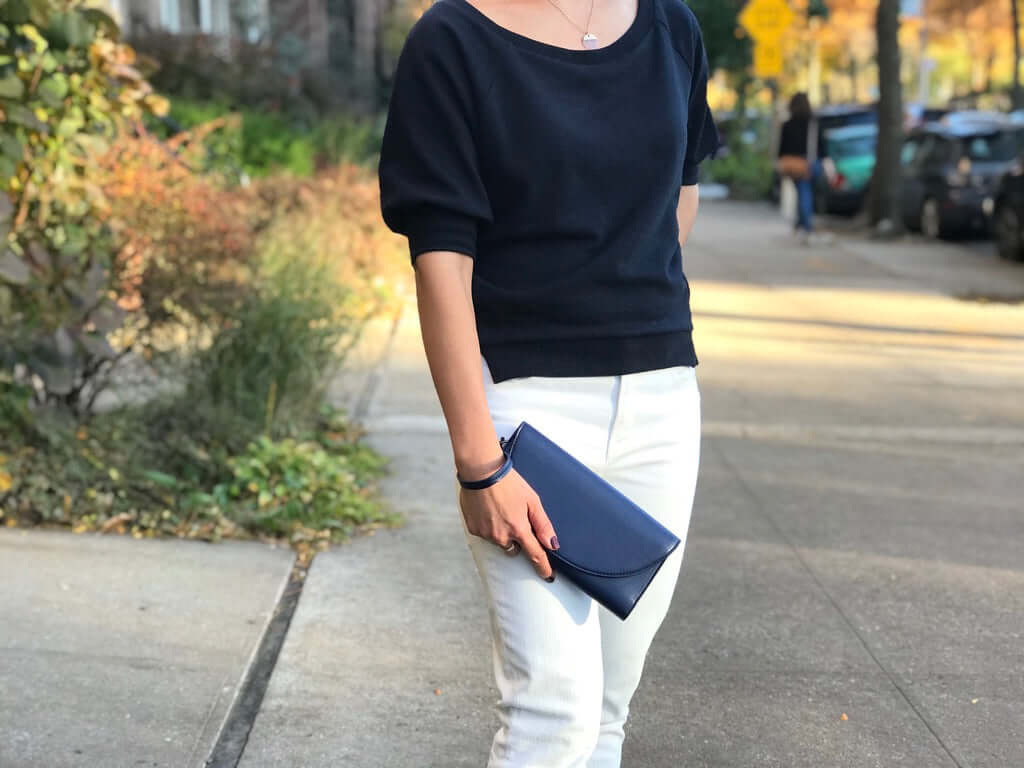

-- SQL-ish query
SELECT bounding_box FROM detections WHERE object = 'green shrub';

[2,133,402,548]
[311,112,385,169]
[183,252,352,442]
[0,398,392,547]
[155,98,383,177]
[1,0,167,411]
[215,429,390,539]
[705,144,775,200]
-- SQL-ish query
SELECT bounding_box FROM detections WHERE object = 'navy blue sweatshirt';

[378,0,720,383]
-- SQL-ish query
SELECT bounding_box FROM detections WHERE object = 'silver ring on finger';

[502,540,521,557]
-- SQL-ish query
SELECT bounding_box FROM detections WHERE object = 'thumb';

[527,496,559,551]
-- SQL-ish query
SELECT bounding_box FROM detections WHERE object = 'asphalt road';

[241,200,1024,768]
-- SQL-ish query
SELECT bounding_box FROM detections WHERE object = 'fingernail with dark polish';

[545,575,555,583]
[550,535,560,550]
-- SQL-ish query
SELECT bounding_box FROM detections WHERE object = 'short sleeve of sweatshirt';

[679,6,721,185]
[377,12,494,265]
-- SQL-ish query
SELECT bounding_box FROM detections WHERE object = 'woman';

[377,0,719,764]
[777,92,831,244]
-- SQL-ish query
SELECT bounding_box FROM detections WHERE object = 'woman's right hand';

[459,467,559,581]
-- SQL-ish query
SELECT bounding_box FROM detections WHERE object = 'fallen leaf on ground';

[101,512,134,533]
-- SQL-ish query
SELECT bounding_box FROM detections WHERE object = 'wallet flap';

[504,421,680,578]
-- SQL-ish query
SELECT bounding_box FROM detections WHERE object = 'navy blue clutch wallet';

[499,421,682,621]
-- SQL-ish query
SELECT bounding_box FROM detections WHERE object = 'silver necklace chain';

[542,0,598,47]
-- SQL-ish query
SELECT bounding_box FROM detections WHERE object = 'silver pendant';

[582,32,599,49]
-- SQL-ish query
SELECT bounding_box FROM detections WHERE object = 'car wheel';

[920,198,944,239]
[904,205,921,232]
[995,202,1024,261]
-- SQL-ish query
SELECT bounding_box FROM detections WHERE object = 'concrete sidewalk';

[0,529,294,768]
[239,202,1024,766]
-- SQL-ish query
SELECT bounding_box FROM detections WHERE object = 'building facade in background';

[106,0,270,40]
[103,0,399,111]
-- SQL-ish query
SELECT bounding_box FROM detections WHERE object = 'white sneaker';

[808,231,835,246]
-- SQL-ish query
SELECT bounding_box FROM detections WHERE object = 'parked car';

[900,119,1024,238]
[940,110,1009,131]
[905,103,950,129]
[814,124,877,214]
[991,156,1024,260]
[814,104,877,147]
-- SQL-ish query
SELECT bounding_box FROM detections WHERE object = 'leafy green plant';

[310,112,384,169]
[1,112,406,551]
[215,429,391,540]
[0,396,393,549]
[705,144,775,200]
[184,246,353,438]
[1,0,168,410]
[240,109,316,176]
[154,97,384,177]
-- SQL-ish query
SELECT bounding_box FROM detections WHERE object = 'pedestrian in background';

[377,0,720,764]
[777,92,833,245]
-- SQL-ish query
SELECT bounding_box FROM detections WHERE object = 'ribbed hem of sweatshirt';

[481,330,698,383]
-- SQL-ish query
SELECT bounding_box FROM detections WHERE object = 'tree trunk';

[1013,0,1022,108]
[352,0,380,112]
[870,0,904,231]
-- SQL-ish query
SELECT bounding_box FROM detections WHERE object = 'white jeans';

[459,355,702,768]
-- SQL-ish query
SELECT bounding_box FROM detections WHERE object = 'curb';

[200,557,307,768]
[198,301,405,767]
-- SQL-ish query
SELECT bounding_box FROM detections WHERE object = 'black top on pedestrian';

[378,0,721,383]
[778,92,813,159]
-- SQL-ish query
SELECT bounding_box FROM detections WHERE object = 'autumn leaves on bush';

[1,1,407,551]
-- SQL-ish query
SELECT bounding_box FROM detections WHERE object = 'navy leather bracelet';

[457,452,514,490]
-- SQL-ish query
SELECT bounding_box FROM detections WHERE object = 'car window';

[922,137,953,165]
[830,135,877,158]
[820,112,876,130]
[901,138,921,166]
[963,132,1018,162]
[914,135,939,165]
[817,111,877,137]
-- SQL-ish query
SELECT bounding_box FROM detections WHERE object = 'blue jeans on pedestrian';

[795,159,823,232]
